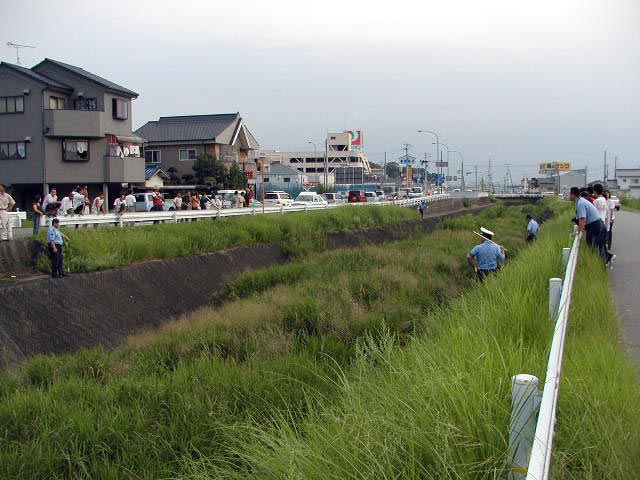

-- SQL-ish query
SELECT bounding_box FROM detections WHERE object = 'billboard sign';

[539,162,571,173]
[348,130,363,151]
[435,162,449,168]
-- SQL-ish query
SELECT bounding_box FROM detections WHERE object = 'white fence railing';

[7,211,27,228]
[508,234,582,480]
[494,194,544,199]
[46,195,450,228]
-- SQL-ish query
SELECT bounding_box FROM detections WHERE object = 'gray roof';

[145,165,168,180]
[135,114,241,143]
[0,62,72,90]
[268,162,302,176]
[32,58,139,97]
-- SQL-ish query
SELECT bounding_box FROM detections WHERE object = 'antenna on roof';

[6,42,36,66]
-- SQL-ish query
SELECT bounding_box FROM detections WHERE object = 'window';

[306,167,316,173]
[289,158,302,163]
[0,96,25,114]
[74,98,98,110]
[63,140,89,161]
[283,177,291,182]
[0,141,26,160]
[49,96,65,110]
[633,179,639,184]
[112,98,128,120]
[179,149,197,161]
[145,150,161,164]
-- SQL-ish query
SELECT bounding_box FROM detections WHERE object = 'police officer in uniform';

[47,218,69,278]
[526,214,539,242]
[467,227,506,281]
[569,186,614,264]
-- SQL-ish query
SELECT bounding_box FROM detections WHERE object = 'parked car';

[217,189,246,208]
[364,191,379,202]
[408,187,424,198]
[347,190,367,203]
[134,192,176,212]
[375,190,386,201]
[292,192,328,206]
[264,191,294,207]
[321,192,340,204]
[610,195,621,210]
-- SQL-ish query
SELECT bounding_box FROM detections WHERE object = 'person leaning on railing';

[569,186,615,265]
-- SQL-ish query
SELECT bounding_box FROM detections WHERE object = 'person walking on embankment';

[526,214,539,242]
[467,227,506,282]
[48,218,69,278]
[569,186,615,265]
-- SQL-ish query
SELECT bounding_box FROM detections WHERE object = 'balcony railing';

[104,155,145,183]
[44,109,104,138]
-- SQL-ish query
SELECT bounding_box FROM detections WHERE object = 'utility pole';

[603,150,607,188]
[423,152,429,188]
[474,165,478,191]
[383,151,387,185]
[487,158,494,193]
[614,155,618,181]
[584,165,588,186]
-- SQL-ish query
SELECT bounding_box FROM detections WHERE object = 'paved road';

[609,209,640,365]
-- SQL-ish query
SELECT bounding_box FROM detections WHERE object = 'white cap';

[480,227,495,237]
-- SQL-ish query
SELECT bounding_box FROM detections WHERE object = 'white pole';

[549,278,562,319]
[509,374,541,480]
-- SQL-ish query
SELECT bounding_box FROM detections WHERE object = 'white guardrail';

[494,194,544,199]
[508,233,582,480]
[7,211,27,228]
[45,195,450,228]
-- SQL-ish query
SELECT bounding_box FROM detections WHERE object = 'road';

[609,209,640,365]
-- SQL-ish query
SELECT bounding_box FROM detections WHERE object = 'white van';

[264,191,294,207]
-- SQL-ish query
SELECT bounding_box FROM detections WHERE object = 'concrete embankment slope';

[0,198,495,362]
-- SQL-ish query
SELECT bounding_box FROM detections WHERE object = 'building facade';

[615,168,640,198]
[135,113,260,181]
[260,131,371,186]
[0,58,143,208]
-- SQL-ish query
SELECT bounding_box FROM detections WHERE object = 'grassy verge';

[181,203,636,479]
[620,194,640,212]
[35,206,419,272]
[0,202,548,479]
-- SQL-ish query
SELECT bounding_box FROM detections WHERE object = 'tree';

[181,173,194,184]
[166,167,180,185]
[385,162,401,179]
[225,161,247,189]
[192,153,226,185]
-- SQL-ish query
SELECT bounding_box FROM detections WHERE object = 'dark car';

[347,190,367,203]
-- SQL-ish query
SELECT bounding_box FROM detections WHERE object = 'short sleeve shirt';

[468,240,505,270]
[47,226,63,245]
[527,219,539,235]
[576,197,600,224]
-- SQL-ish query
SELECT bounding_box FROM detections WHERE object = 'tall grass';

[619,194,640,212]
[35,206,419,272]
[0,203,539,479]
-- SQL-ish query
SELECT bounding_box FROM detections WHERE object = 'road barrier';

[494,194,544,199]
[508,233,582,480]
[45,195,450,228]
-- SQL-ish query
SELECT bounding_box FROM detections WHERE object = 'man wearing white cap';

[467,227,506,281]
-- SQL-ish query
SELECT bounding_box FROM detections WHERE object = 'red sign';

[245,171,254,179]
[303,182,317,187]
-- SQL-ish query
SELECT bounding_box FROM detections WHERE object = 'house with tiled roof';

[0,58,143,209]
[134,113,260,182]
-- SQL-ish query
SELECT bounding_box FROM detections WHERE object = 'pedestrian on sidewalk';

[605,190,616,250]
[569,186,614,265]
[47,218,69,278]
[526,214,539,242]
[32,195,45,235]
[0,184,16,242]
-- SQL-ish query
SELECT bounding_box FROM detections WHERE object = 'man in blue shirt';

[526,214,539,242]
[569,186,614,264]
[47,218,69,278]
[467,227,507,282]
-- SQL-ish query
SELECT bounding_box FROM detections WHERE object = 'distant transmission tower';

[487,158,495,193]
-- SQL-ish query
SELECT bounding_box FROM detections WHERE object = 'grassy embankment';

[36,205,419,272]
[1,202,537,479]
[620,194,640,212]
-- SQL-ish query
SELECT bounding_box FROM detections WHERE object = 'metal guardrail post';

[118,215,123,228]
[562,247,571,269]
[509,374,542,479]
[548,278,562,319]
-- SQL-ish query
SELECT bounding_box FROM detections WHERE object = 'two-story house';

[134,113,260,181]
[0,58,144,208]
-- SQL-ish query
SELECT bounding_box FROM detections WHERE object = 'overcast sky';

[2,0,638,183]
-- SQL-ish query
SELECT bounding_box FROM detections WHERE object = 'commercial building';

[260,131,371,185]
[135,113,260,181]
[0,58,143,208]
[530,169,587,195]
[615,168,640,198]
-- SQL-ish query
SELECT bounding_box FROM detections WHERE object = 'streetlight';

[418,130,440,192]
[434,141,450,192]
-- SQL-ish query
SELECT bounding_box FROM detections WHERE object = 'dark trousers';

[477,268,497,282]
[49,244,65,277]
[585,220,612,263]
[607,221,613,250]
[526,233,536,243]
[33,215,42,235]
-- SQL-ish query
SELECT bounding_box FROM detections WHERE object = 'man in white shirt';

[606,190,616,250]
[60,193,73,216]
[42,188,58,215]
[72,190,86,215]
[0,184,16,241]
[114,193,127,214]
[125,190,137,212]
[592,183,610,232]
